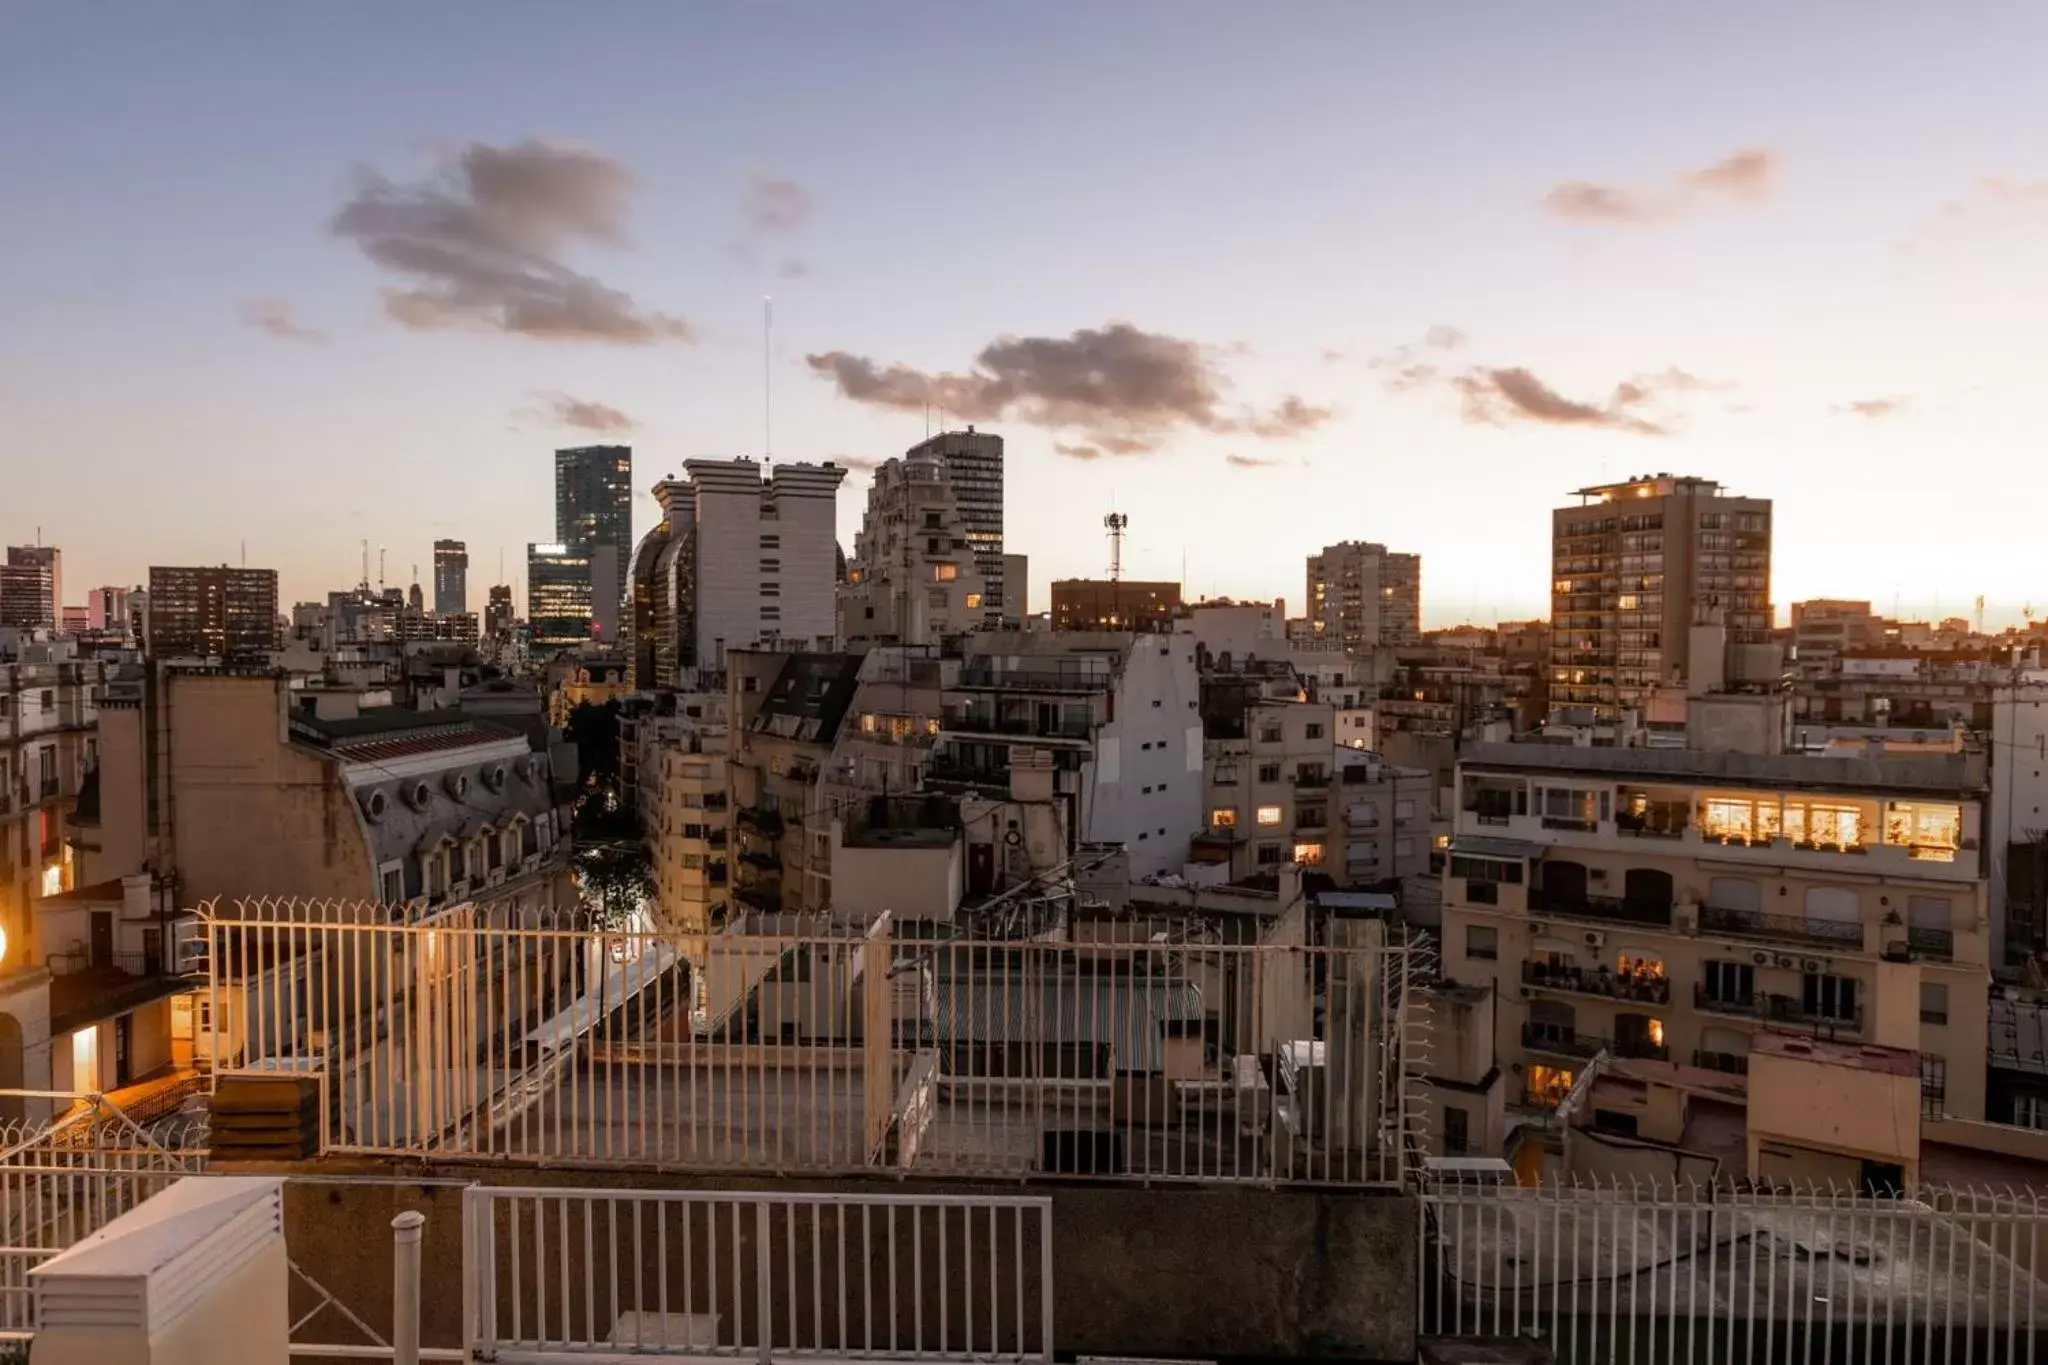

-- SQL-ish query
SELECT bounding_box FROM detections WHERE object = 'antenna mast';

[763,295,773,463]
[1104,512,1130,582]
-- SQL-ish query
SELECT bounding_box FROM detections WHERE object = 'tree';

[575,841,651,931]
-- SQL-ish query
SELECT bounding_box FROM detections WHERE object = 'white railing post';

[755,1198,774,1364]
[392,1209,424,1365]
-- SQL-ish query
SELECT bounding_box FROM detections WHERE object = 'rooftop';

[1751,1029,1919,1077]
[1461,741,1984,795]
[753,653,864,744]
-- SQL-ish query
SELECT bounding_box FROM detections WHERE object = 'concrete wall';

[166,672,375,906]
[262,1166,1418,1363]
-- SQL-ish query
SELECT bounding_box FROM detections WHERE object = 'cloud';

[831,453,887,475]
[1453,368,1666,435]
[1225,453,1284,469]
[526,392,637,432]
[807,321,1334,456]
[776,259,810,280]
[1366,323,1471,391]
[239,297,325,344]
[1541,147,1778,225]
[744,176,815,235]
[1831,397,1907,419]
[1374,329,1724,436]
[331,137,691,343]
[1904,177,2048,251]
[1320,347,1346,364]
[1421,324,1467,350]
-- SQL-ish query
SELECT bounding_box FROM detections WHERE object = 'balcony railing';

[735,806,785,839]
[1521,1024,1608,1060]
[949,714,1093,741]
[1523,960,1671,1005]
[1907,926,1955,960]
[1540,815,1597,832]
[1693,1049,1750,1076]
[1698,905,1863,950]
[1693,983,1767,1018]
[1529,890,1673,928]
[956,666,1105,693]
[1293,772,1331,789]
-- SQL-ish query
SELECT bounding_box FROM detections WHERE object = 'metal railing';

[1909,925,1956,960]
[463,1187,1053,1362]
[1529,890,1673,928]
[1422,1178,2048,1365]
[201,900,1421,1186]
[1698,904,1865,949]
[1523,961,1671,1005]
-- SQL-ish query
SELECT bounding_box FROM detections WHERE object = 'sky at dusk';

[4,2,2045,626]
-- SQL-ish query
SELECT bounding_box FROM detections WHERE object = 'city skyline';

[5,4,2046,624]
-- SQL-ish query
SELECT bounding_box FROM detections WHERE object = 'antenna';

[378,547,386,591]
[1976,594,1987,635]
[360,540,370,593]
[763,295,773,463]
[1104,511,1130,582]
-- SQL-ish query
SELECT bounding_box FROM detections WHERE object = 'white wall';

[686,460,845,664]
[1089,638,1205,878]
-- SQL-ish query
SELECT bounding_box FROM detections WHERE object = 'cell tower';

[1104,511,1129,582]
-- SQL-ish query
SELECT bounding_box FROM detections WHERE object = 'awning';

[1448,835,1545,860]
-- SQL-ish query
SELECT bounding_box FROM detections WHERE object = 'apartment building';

[1790,599,1877,673]
[728,651,865,915]
[905,427,1004,626]
[925,632,1201,879]
[1195,684,1428,887]
[840,452,987,647]
[1049,579,1182,632]
[0,546,61,630]
[626,460,847,687]
[1550,474,1772,717]
[1305,541,1421,650]
[146,565,279,662]
[626,690,731,934]
[1440,743,1989,1125]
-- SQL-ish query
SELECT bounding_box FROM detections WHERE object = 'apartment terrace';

[199,901,1422,1187]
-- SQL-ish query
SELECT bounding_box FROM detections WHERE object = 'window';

[1703,960,1754,1005]
[1449,855,1523,884]
[1536,786,1600,829]
[760,584,780,596]
[1466,925,1498,961]
[1258,725,1283,744]
[2017,1095,2048,1131]
[1305,723,1324,740]
[1886,802,1962,860]
[760,559,781,572]
[1293,841,1325,866]
[933,563,959,582]
[1920,1055,1946,1119]
[1255,843,1282,866]
[965,593,983,609]
[1443,1106,1470,1155]
[1296,805,1325,827]
[759,535,780,548]
[1802,972,1860,1023]
[1526,1065,1573,1109]
[1395,837,1415,857]
[1783,797,1866,850]
[1255,805,1283,827]
[1257,763,1281,783]
[927,589,949,608]
[1701,795,1780,845]
[1920,981,1949,1025]
[1210,808,1237,829]
[1395,799,1415,820]
[380,864,403,904]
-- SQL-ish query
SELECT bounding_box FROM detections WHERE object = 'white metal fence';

[1422,1178,2048,1364]
[204,902,1421,1185]
[461,1187,1054,1362]
[0,1096,210,1335]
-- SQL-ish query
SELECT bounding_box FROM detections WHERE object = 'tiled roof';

[331,727,513,763]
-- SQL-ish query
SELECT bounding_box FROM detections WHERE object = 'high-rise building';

[624,459,846,684]
[486,584,515,638]
[555,445,633,640]
[1050,579,1182,632]
[85,586,130,633]
[433,539,468,614]
[903,428,1002,626]
[1000,554,1030,628]
[0,546,61,631]
[840,450,987,647]
[146,565,279,661]
[1305,542,1421,650]
[1550,474,1772,716]
[527,544,593,648]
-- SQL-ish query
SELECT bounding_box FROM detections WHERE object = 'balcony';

[1520,1024,1608,1061]
[922,757,1010,792]
[948,713,1093,741]
[1698,904,1863,951]
[47,952,199,1036]
[1691,984,1862,1033]
[1693,983,1767,1018]
[1523,960,1670,1005]
[1907,926,1954,961]
[735,885,782,913]
[956,666,1105,694]
[1693,1049,1750,1076]
[1529,889,1673,929]
[735,805,785,839]
[1292,772,1331,790]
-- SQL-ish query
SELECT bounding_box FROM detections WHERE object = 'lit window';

[1255,806,1283,827]
[1293,841,1325,866]
[40,864,62,898]
[1211,808,1237,829]
[1886,802,1961,860]
[859,713,878,733]
[1526,1065,1575,1109]
[933,563,959,582]
[1701,795,1781,845]
[965,593,983,609]
[1783,797,1866,850]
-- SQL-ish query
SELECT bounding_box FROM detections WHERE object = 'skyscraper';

[555,444,633,640]
[1549,473,1773,716]
[486,584,515,638]
[527,544,593,648]
[840,450,986,647]
[0,546,61,630]
[433,539,469,614]
[1305,542,1421,650]
[903,428,1002,626]
[625,459,846,684]
[146,565,279,661]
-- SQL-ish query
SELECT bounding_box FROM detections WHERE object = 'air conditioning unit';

[1751,951,1769,965]
[1583,931,1605,948]
[1530,922,1549,937]
[1801,958,1821,973]
[1774,955,1795,969]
